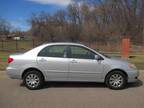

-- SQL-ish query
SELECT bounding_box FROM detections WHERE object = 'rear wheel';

[23,70,44,90]
[105,71,127,90]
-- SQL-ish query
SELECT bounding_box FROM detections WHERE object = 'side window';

[38,45,67,58]
[69,46,95,59]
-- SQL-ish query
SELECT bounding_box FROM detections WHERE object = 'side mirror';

[95,55,103,61]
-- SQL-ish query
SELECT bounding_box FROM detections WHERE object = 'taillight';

[8,58,14,63]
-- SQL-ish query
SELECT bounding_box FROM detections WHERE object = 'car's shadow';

[126,79,143,89]
[41,79,143,89]
[20,79,143,90]
[44,82,106,88]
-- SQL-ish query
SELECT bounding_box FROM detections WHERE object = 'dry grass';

[0,52,11,70]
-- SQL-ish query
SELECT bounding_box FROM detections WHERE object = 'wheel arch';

[22,67,45,81]
[105,69,128,82]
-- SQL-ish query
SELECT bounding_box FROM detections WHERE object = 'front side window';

[38,45,67,58]
[69,46,95,59]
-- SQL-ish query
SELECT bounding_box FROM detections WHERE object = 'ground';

[0,71,144,108]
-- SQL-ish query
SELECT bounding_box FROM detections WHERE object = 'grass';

[0,52,11,70]
[0,51,144,71]
[129,54,144,70]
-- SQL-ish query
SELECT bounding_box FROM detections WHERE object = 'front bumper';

[127,69,139,83]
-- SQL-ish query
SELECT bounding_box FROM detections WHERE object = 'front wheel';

[23,70,44,90]
[105,71,127,90]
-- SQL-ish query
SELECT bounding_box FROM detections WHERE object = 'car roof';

[44,42,85,47]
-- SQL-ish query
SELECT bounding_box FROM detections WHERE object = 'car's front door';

[68,46,104,81]
[37,45,69,81]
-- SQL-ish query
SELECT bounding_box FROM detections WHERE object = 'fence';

[0,40,143,53]
[0,40,42,52]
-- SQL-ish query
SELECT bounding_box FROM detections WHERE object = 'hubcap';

[25,74,40,88]
[109,74,124,88]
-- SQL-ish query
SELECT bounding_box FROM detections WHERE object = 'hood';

[110,57,128,62]
[107,57,130,66]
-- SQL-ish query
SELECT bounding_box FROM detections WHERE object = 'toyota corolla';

[6,43,139,90]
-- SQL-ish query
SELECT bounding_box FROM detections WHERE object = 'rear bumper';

[6,67,21,79]
[127,69,139,83]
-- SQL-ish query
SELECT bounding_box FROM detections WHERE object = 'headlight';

[129,63,137,69]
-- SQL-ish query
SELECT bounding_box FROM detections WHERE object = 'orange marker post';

[121,38,130,59]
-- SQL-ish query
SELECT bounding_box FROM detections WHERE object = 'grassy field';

[0,52,10,70]
[0,51,144,71]
[130,54,144,70]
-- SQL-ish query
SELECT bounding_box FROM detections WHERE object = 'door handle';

[39,58,47,62]
[71,60,78,63]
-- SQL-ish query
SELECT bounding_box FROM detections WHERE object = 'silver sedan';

[6,43,139,90]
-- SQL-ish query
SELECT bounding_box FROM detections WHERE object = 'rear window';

[38,45,67,58]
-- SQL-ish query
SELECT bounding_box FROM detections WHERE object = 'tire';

[105,71,127,90]
[23,70,44,90]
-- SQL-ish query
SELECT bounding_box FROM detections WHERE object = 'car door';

[68,45,104,81]
[37,45,69,81]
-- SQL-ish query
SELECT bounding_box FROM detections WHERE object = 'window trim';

[67,45,97,60]
[37,45,68,58]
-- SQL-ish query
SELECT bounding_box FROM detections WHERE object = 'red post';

[121,38,130,59]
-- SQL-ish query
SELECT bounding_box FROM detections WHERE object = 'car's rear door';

[37,45,69,81]
[68,46,103,81]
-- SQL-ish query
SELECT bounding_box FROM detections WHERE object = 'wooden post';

[1,40,4,51]
[16,39,18,51]
[32,39,35,48]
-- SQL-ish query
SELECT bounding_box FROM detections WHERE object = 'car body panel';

[68,58,104,82]
[37,57,69,81]
[6,42,139,83]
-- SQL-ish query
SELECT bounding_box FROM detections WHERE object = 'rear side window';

[38,45,67,58]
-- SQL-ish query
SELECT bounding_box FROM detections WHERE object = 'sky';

[0,0,72,31]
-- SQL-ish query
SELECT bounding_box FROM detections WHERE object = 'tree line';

[0,0,144,45]
[0,18,11,38]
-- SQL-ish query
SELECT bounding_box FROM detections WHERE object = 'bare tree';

[0,18,11,39]
[28,0,144,44]
[66,2,82,42]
